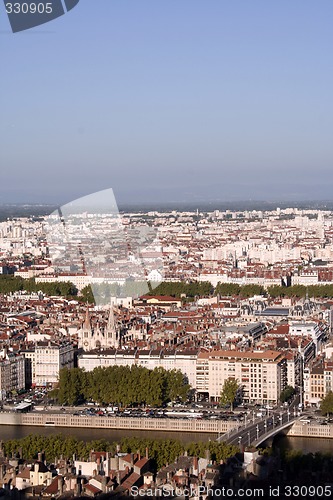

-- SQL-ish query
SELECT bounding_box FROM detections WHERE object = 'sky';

[1,0,333,206]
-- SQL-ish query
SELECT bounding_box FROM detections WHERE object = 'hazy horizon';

[1,1,333,206]
[2,198,333,215]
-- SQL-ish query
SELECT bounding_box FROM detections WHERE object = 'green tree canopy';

[215,283,241,296]
[54,365,190,407]
[321,391,333,416]
[280,385,295,403]
[0,275,78,297]
[220,378,239,411]
[1,434,238,471]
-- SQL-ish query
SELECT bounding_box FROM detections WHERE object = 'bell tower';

[105,303,119,349]
[80,304,93,350]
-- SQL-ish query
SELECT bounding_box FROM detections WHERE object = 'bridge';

[218,408,300,448]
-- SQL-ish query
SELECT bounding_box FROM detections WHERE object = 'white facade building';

[197,350,287,404]
[78,349,199,388]
[23,342,74,387]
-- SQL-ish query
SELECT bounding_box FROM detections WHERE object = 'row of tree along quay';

[77,281,333,302]
[51,368,302,410]
[0,275,78,297]
[50,366,190,407]
[1,435,238,470]
[4,274,333,303]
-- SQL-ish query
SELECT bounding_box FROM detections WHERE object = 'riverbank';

[0,411,237,433]
[286,421,333,439]
[1,412,333,441]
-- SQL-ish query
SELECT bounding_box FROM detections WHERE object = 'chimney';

[137,449,141,461]
[130,453,134,467]
[102,476,107,493]
[58,476,64,496]
[192,457,198,476]
[37,452,43,462]
[145,447,149,459]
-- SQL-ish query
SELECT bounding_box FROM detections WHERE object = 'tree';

[320,391,333,416]
[267,285,284,298]
[165,369,190,403]
[1,434,238,470]
[53,365,190,407]
[215,283,240,297]
[79,285,95,304]
[220,378,239,411]
[239,284,265,298]
[280,385,295,403]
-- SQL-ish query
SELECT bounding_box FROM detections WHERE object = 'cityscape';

[2,0,333,497]
[1,205,333,497]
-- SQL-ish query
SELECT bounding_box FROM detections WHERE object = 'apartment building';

[79,347,288,404]
[303,358,333,407]
[196,350,287,404]
[78,348,198,388]
[285,351,302,389]
[35,274,90,292]
[0,352,25,399]
[22,342,74,387]
[289,321,328,353]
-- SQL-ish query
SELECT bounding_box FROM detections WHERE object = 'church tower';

[79,305,93,350]
[79,303,121,351]
[105,304,119,349]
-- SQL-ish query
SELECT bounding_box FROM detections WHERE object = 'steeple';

[80,303,93,351]
[83,303,91,331]
[105,302,119,348]
[107,304,116,331]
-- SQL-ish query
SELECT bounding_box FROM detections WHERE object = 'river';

[273,434,333,454]
[1,425,333,455]
[0,425,216,444]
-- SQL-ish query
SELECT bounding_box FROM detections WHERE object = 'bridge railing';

[219,411,300,447]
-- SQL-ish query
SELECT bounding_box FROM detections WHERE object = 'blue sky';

[1,1,333,205]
